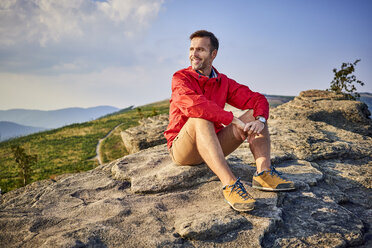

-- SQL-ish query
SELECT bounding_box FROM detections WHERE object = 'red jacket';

[164,66,269,149]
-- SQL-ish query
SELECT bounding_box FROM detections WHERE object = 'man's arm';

[226,78,269,120]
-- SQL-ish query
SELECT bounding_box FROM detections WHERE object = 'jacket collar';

[186,66,220,80]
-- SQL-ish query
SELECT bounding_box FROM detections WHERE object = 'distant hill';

[264,94,294,108]
[0,106,120,129]
[359,92,372,111]
[0,121,45,141]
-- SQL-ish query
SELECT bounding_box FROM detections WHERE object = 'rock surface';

[1,90,371,247]
[121,114,168,154]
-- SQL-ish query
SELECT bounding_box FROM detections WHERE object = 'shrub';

[329,59,365,100]
[11,145,37,186]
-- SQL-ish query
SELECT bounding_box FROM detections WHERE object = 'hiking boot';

[223,177,255,212]
[252,166,295,191]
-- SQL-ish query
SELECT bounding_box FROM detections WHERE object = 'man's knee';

[185,118,214,136]
[187,117,213,126]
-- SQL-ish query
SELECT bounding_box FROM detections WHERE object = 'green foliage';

[150,107,159,117]
[11,145,37,187]
[136,107,144,119]
[329,59,365,99]
[101,131,128,163]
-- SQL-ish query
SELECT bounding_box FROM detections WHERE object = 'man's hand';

[244,119,265,143]
[232,117,265,143]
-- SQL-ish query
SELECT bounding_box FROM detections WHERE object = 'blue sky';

[0,0,371,110]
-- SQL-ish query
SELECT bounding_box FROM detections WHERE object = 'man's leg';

[217,110,271,173]
[171,117,236,186]
[217,110,295,191]
[171,117,255,212]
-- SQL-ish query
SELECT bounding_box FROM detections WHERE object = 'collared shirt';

[196,68,217,78]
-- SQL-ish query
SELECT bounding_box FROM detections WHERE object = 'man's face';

[189,37,217,73]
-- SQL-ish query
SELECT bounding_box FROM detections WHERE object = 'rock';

[271,89,372,137]
[269,90,372,164]
[263,181,366,248]
[121,114,169,154]
[298,89,349,100]
[111,144,217,193]
[1,90,371,247]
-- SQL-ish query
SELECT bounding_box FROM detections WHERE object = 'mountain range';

[0,106,119,141]
[0,121,45,141]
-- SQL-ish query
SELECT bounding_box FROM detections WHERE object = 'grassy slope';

[100,100,170,163]
[0,100,169,193]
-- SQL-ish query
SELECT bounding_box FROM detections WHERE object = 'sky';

[0,0,371,110]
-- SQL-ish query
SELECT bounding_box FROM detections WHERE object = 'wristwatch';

[256,116,266,124]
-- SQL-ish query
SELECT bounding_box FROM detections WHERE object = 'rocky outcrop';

[121,114,168,154]
[0,90,371,247]
[271,89,372,137]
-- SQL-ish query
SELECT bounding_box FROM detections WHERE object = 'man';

[164,30,294,212]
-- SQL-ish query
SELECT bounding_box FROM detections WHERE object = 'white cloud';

[0,0,164,46]
[97,0,163,38]
[98,0,158,23]
[1,0,84,46]
[0,0,165,75]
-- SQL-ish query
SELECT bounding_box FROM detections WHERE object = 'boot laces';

[270,165,288,182]
[229,177,253,200]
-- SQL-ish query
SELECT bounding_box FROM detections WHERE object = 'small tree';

[136,107,144,119]
[11,145,37,186]
[150,107,158,117]
[329,59,365,99]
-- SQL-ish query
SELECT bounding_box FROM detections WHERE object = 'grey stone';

[120,114,169,154]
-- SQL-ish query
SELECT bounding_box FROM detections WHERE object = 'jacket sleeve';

[226,78,269,119]
[172,72,234,125]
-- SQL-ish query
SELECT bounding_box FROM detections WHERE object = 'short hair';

[190,30,219,52]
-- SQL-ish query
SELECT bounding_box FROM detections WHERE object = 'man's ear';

[211,49,217,59]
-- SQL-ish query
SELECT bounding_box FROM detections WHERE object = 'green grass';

[0,100,170,193]
[100,100,170,163]
[101,130,128,163]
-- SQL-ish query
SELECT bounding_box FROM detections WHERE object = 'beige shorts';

[169,125,204,166]
[169,110,256,166]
